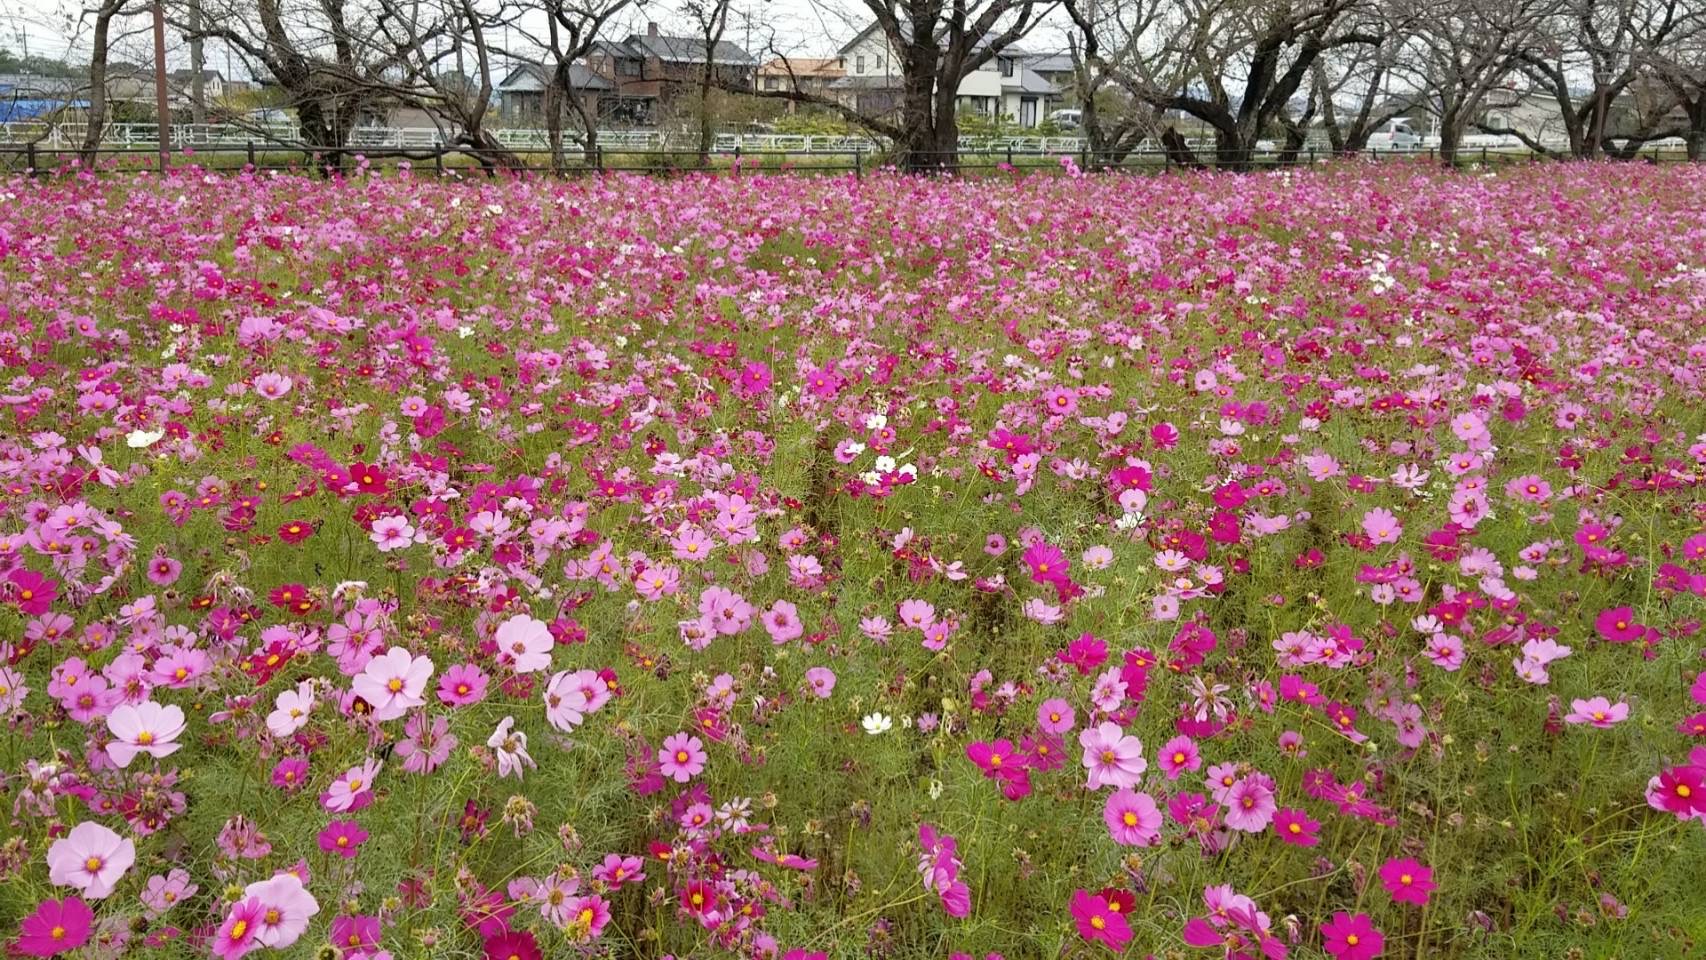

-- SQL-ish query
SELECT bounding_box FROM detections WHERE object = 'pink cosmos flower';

[104,700,187,767]
[1222,778,1277,833]
[1037,697,1076,734]
[592,854,645,889]
[804,667,836,698]
[15,897,93,957]
[351,646,433,720]
[46,822,135,900]
[1360,507,1401,545]
[1563,697,1629,727]
[494,614,554,673]
[438,663,489,706]
[1079,722,1146,790]
[141,869,197,918]
[658,732,707,782]
[1378,857,1437,905]
[1157,735,1201,781]
[761,600,804,644]
[1103,788,1162,846]
[1320,911,1383,960]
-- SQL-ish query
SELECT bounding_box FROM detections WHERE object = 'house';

[756,57,844,111]
[496,62,615,125]
[581,22,757,125]
[168,68,226,102]
[828,22,1060,127]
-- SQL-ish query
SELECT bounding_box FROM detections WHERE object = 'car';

[1367,119,1422,151]
[1048,109,1082,130]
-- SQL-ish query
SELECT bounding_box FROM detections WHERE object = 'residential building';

[755,57,845,111]
[828,22,1060,127]
[580,22,757,125]
[495,62,615,125]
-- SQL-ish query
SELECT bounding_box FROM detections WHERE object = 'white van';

[1049,109,1082,130]
[1367,118,1421,151]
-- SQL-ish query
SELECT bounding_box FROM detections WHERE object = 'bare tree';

[1310,15,1412,154]
[1651,23,1706,158]
[184,0,425,172]
[1396,0,1559,164]
[680,0,735,165]
[80,0,133,164]
[1103,0,1383,169]
[1493,0,1697,157]
[522,0,632,171]
[1059,0,1180,166]
[738,0,1051,170]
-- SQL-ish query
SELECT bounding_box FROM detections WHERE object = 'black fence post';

[854,147,862,181]
[596,145,604,173]
[1481,145,1488,165]
[1308,146,1316,165]
[733,143,741,174]
[434,150,444,176]
[247,141,256,168]
[1006,144,1013,168]
[26,141,36,175]
[1080,143,1089,172]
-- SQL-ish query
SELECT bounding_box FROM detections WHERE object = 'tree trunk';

[544,78,566,174]
[1438,112,1463,167]
[81,0,122,167]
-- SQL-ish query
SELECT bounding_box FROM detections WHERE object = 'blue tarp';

[0,98,88,122]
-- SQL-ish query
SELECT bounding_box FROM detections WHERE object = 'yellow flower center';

[230,921,249,940]
[388,678,403,692]
[1090,915,1106,930]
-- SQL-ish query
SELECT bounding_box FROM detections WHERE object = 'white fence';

[7,121,1650,156]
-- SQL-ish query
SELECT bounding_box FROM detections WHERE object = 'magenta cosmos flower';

[46,821,135,900]
[1157,734,1201,780]
[1321,911,1383,960]
[1378,857,1437,905]
[658,732,707,782]
[15,897,93,957]
[1070,888,1133,951]
[104,700,187,767]
[1272,807,1321,846]
[318,820,369,858]
[351,646,433,720]
[243,872,320,947]
[1079,722,1146,790]
[213,896,266,960]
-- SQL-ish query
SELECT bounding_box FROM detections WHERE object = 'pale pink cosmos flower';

[105,700,187,768]
[351,646,433,720]
[1103,788,1162,846]
[494,614,554,673]
[1564,697,1629,728]
[243,872,320,948]
[266,681,316,738]
[252,372,293,399]
[804,666,836,699]
[322,759,381,812]
[1361,508,1402,545]
[47,821,136,899]
[1079,722,1146,790]
[488,716,536,780]
[1037,698,1076,734]
[368,515,415,552]
[761,600,804,644]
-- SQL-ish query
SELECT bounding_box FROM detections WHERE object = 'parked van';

[1049,109,1082,129]
[1367,118,1421,150]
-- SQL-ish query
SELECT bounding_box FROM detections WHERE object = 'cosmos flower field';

[2,161,1705,960]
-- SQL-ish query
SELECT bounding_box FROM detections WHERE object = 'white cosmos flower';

[126,429,165,449]
[861,712,893,735]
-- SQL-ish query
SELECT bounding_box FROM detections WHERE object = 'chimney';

[647,21,659,37]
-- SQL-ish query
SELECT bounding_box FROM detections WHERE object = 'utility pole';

[153,0,171,169]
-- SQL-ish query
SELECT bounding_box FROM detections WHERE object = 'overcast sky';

[0,0,1074,75]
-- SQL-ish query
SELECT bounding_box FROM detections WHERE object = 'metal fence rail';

[0,141,1695,180]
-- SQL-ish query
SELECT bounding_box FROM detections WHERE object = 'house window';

[1000,57,1015,77]
[856,55,867,73]
[764,76,779,90]
[875,57,883,71]
[620,58,641,77]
